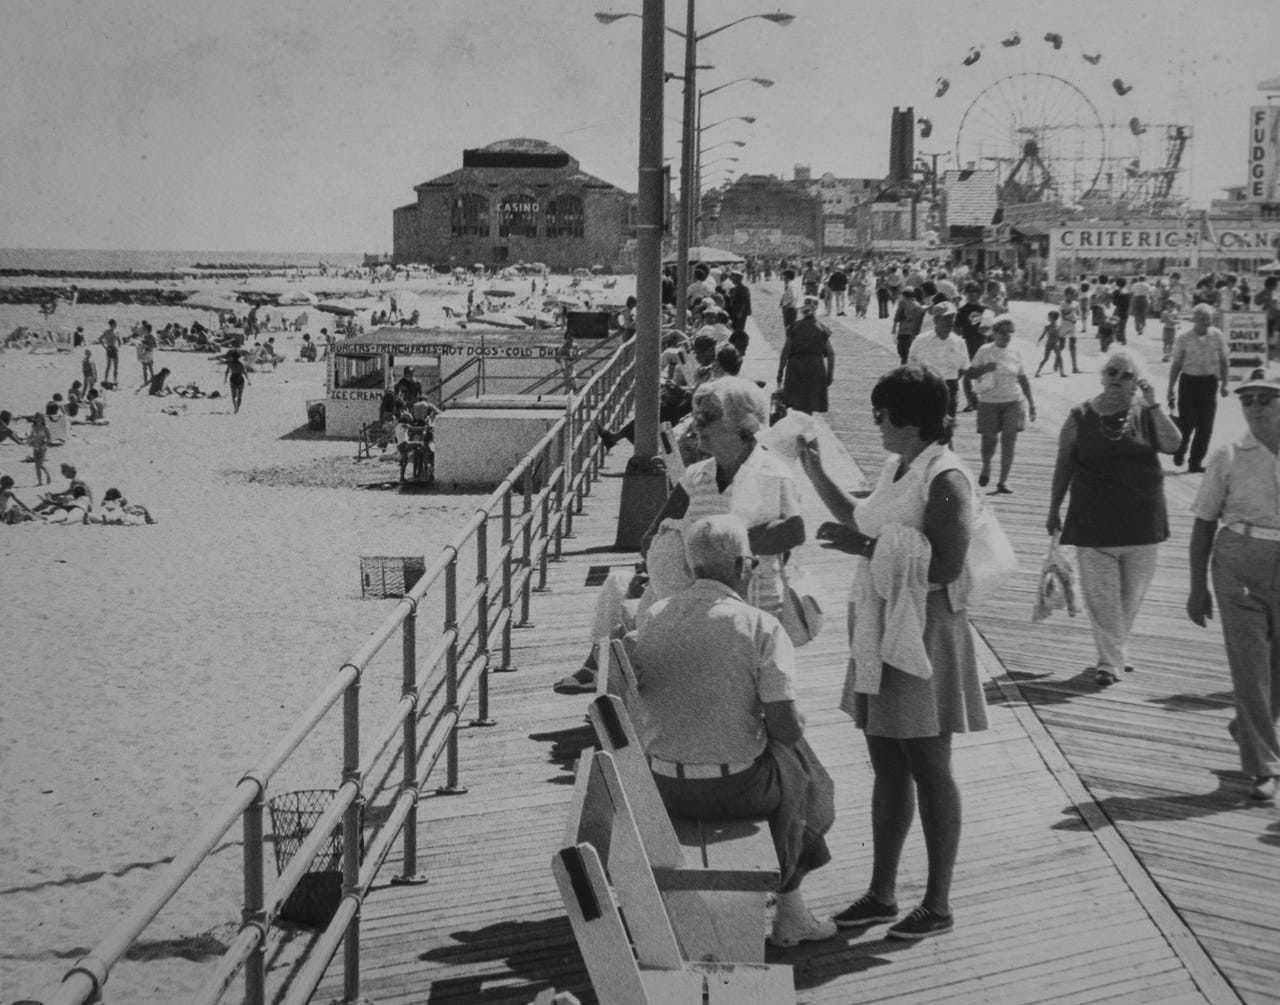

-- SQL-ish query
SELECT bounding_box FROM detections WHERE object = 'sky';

[2,0,1278,253]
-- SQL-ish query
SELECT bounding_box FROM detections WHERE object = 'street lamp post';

[694,76,770,242]
[610,0,669,547]
[670,5,793,330]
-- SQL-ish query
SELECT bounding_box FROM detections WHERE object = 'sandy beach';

[0,287,506,1000]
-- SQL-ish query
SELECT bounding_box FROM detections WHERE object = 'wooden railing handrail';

[37,338,637,1005]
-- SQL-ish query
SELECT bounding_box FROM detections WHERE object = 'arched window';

[498,194,540,238]
[451,194,489,237]
[546,194,585,238]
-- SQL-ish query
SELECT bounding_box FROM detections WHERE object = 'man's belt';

[648,754,757,779]
[1226,521,1280,542]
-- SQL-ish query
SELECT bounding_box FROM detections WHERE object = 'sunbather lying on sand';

[88,487,157,525]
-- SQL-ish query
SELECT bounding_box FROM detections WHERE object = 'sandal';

[1093,667,1120,687]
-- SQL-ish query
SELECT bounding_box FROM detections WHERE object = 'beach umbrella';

[662,246,745,267]
[473,311,529,329]
[484,282,522,298]
[277,289,318,305]
[183,291,243,312]
[315,302,358,317]
[1257,261,1280,274]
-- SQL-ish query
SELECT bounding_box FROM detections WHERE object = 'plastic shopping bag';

[1032,534,1079,622]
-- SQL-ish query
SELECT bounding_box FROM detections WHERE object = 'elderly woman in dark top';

[1047,348,1181,686]
[776,296,834,415]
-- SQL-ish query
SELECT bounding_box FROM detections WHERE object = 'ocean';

[0,248,369,274]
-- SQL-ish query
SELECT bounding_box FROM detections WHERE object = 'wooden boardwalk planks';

[307,300,1274,1005]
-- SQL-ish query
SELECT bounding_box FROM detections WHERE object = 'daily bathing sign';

[1225,311,1268,382]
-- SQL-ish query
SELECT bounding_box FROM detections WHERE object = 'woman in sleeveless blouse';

[800,364,985,941]
[1047,348,1180,686]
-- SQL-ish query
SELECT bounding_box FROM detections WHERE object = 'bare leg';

[866,735,915,905]
[998,430,1018,486]
[902,734,960,915]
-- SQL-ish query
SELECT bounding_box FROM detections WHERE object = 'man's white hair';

[684,514,751,579]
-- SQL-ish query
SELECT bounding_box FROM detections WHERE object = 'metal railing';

[38,338,636,1005]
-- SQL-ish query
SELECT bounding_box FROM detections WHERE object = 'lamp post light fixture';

[600,6,794,328]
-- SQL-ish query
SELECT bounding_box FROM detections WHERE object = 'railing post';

[242,788,266,1005]
[560,406,574,544]
[341,682,364,1004]
[518,471,534,627]
[495,493,516,671]
[392,599,428,886]
[471,518,496,725]
[436,559,468,795]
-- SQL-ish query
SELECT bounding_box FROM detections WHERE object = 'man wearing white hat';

[909,300,973,423]
[1187,370,1280,804]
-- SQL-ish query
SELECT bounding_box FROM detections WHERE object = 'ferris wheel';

[919,30,1185,209]
[953,72,1108,205]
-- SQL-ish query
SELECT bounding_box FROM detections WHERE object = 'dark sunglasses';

[1239,393,1278,407]
[1104,367,1136,379]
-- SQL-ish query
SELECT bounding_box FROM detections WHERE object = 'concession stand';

[323,326,568,439]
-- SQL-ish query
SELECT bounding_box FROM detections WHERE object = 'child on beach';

[1159,299,1179,362]
[0,474,41,524]
[1035,310,1067,377]
[0,409,26,444]
[27,412,51,485]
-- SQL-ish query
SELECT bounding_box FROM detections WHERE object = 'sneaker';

[833,893,898,929]
[769,910,839,947]
[1248,776,1278,803]
[886,905,953,940]
[1172,450,1185,467]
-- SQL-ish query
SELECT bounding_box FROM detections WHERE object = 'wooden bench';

[555,748,792,1003]
[583,693,780,964]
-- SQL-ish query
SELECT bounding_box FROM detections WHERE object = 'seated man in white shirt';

[632,514,838,947]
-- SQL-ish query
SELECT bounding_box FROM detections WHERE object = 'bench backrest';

[658,422,685,487]
[601,637,640,710]
[563,750,683,968]
[587,695,683,865]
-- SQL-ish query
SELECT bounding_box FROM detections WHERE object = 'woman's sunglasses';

[1105,367,1136,380]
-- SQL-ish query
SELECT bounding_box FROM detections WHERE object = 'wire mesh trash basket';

[360,555,426,599]
[269,789,345,927]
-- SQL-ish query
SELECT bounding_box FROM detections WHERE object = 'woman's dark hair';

[871,365,952,444]
[715,343,742,375]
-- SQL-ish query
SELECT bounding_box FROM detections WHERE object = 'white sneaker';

[768,910,839,947]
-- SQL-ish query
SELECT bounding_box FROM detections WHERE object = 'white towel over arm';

[850,523,933,695]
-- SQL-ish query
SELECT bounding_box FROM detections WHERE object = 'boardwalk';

[312,296,1278,1005]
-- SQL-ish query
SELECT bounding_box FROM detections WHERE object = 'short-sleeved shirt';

[908,332,971,380]
[969,340,1027,404]
[1191,432,1280,530]
[1170,327,1227,377]
[634,579,796,764]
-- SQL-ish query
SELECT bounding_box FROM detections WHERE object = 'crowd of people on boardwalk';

[558,256,1280,953]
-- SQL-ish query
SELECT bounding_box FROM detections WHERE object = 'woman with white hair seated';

[642,376,805,615]
[556,377,803,695]
[1047,347,1181,686]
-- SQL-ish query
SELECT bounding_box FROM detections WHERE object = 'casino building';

[392,138,635,271]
